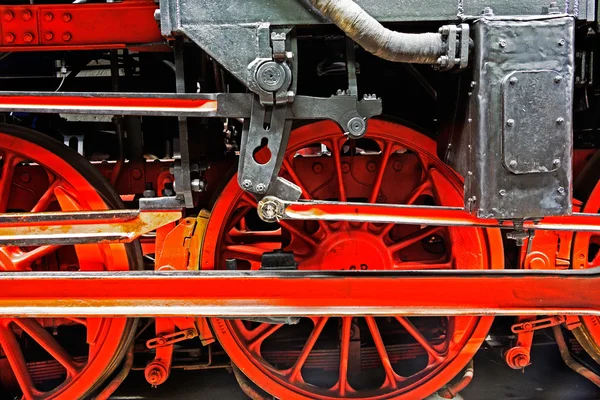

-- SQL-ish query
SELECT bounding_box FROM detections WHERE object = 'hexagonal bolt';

[21,10,32,21]
[44,32,54,41]
[558,38,566,46]
[62,13,72,22]
[258,199,281,222]
[3,11,14,21]
[255,183,267,194]
[22,32,33,43]
[191,178,205,192]
[506,119,515,127]
[4,33,15,44]
[556,117,565,125]
[44,12,54,21]
[509,160,518,168]
[62,32,72,42]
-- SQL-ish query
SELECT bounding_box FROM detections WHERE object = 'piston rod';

[257,196,600,232]
[1,269,600,317]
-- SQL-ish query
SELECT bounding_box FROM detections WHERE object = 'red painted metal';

[0,129,133,399]
[201,120,503,399]
[0,0,161,51]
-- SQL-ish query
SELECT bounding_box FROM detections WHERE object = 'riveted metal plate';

[502,70,570,175]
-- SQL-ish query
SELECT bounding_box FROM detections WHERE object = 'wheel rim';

[203,120,503,399]
[571,179,600,361]
[0,129,133,400]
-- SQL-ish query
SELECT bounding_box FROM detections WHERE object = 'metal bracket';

[437,24,470,70]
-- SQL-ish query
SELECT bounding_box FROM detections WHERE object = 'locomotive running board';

[0,269,599,317]
[257,196,600,232]
[0,208,181,245]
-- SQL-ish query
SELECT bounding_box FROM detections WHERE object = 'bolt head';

[499,39,507,48]
[499,189,507,196]
[22,32,33,43]
[191,178,205,192]
[3,11,13,21]
[62,13,71,22]
[559,38,566,46]
[255,183,267,194]
[509,160,517,168]
[346,117,366,139]
[44,32,53,41]
[367,161,377,172]
[554,75,562,83]
[261,201,278,220]
[44,12,54,21]
[557,186,565,195]
[553,159,561,167]
[241,179,252,189]
[506,119,515,127]
[21,10,31,21]
[62,32,72,41]
[312,162,323,174]
[556,117,565,125]
[509,77,518,85]
[4,33,15,43]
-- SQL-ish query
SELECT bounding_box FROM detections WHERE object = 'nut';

[44,32,54,41]
[62,32,72,42]
[4,33,15,44]
[44,12,54,21]
[22,32,33,43]
[3,11,13,21]
[62,13,71,22]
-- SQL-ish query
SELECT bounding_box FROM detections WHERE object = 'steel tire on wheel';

[203,120,504,399]
[0,124,140,400]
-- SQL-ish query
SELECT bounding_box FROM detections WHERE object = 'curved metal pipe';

[553,325,600,388]
[309,0,444,64]
[438,359,474,398]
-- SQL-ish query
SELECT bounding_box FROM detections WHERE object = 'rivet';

[22,32,33,43]
[553,159,561,167]
[19,173,30,183]
[3,11,14,21]
[499,39,507,48]
[44,32,53,41]
[241,179,252,189]
[21,10,31,21]
[509,160,517,168]
[557,187,565,195]
[499,189,507,196]
[62,13,72,22]
[255,183,267,194]
[131,168,142,180]
[558,38,566,46]
[506,119,515,127]
[342,162,350,173]
[4,33,15,43]
[509,77,518,85]
[556,117,565,125]
[62,32,72,41]
[392,160,403,172]
[366,161,377,172]
[44,12,54,21]
[312,162,323,174]
[554,76,562,83]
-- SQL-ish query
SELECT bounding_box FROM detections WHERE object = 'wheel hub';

[315,230,390,271]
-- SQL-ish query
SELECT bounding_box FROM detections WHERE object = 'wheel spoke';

[395,317,444,363]
[393,260,453,270]
[31,178,63,212]
[0,153,21,213]
[387,226,443,253]
[247,323,284,351]
[13,318,79,376]
[365,317,399,388]
[331,139,347,202]
[368,143,393,204]
[289,317,329,382]
[337,317,352,396]
[13,245,62,270]
[404,178,432,205]
[0,323,39,399]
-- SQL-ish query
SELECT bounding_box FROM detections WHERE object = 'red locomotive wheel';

[203,120,504,399]
[0,124,139,399]
[571,178,600,363]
